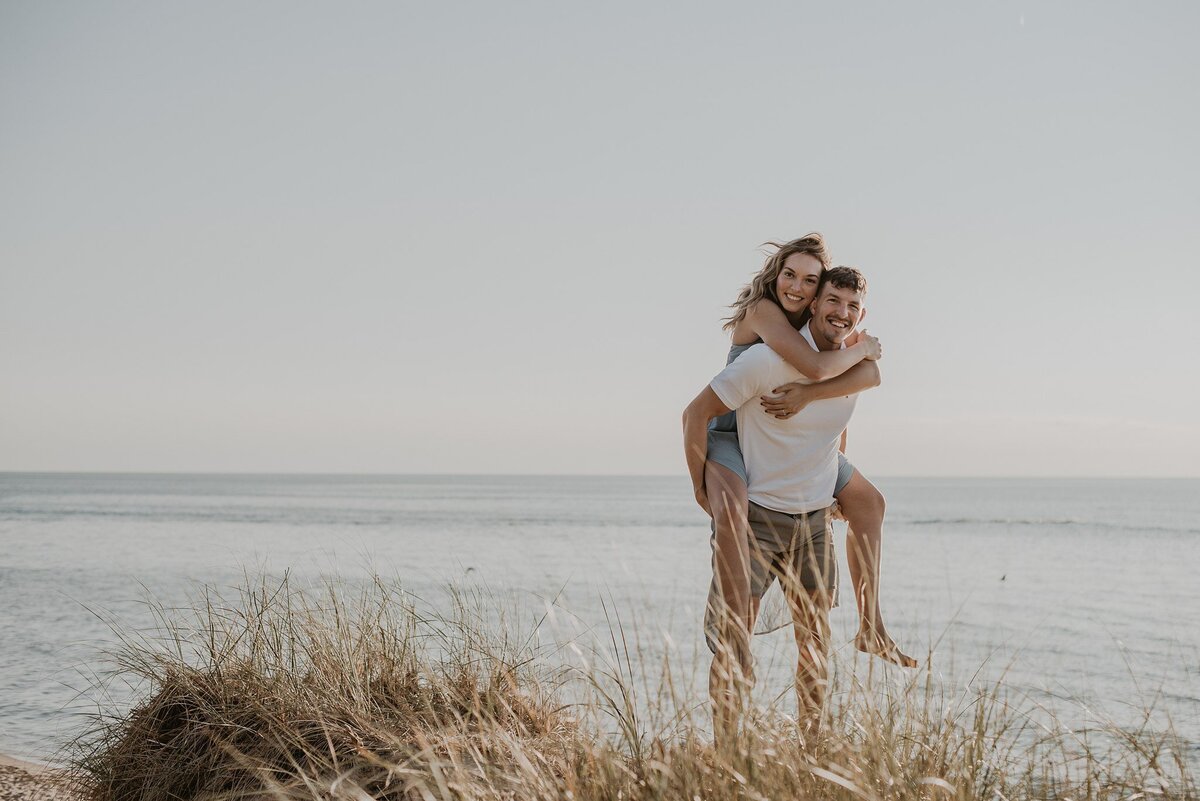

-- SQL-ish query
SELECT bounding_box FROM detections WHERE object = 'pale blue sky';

[2,1,1197,476]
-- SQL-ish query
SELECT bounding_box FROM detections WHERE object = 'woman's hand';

[851,330,882,361]
[761,382,813,419]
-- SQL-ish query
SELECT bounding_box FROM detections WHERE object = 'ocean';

[1,473,1197,764]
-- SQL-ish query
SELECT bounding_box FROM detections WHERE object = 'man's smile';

[825,316,851,330]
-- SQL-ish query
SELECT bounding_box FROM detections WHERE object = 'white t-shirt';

[709,323,859,515]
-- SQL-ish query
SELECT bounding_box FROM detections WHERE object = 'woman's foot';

[854,626,917,668]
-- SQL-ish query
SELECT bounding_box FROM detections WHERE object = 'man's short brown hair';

[816,265,867,297]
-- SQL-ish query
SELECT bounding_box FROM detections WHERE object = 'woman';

[703,233,916,687]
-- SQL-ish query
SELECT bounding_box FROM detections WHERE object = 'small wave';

[898,517,1200,535]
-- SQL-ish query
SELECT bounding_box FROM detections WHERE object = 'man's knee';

[789,591,831,644]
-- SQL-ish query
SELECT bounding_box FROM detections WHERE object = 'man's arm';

[682,386,734,516]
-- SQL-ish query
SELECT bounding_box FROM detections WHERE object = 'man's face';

[808,283,866,348]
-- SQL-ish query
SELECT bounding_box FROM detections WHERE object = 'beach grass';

[67,573,1195,800]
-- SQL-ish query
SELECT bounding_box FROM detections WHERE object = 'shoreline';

[0,755,75,801]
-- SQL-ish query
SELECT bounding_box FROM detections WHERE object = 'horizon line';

[1,470,1197,481]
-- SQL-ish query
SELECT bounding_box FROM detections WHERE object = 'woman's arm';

[760,361,881,419]
[747,300,879,382]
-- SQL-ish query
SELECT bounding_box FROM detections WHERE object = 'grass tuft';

[68,574,1195,800]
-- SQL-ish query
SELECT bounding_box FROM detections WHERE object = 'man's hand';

[761,382,813,419]
[694,486,713,518]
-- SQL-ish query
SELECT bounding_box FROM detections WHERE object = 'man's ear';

[857,306,867,326]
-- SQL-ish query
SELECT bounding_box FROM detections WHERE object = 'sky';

[2,1,1198,477]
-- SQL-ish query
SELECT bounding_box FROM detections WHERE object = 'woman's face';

[774,252,823,315]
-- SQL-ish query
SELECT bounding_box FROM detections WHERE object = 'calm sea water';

[1,473,1197,763]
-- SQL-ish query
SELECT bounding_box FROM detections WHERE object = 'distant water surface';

[1,473,1197,762]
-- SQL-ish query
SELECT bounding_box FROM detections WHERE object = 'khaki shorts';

[704,501,837,654]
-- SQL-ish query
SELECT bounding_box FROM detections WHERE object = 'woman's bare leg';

[835,470,917,668]
[705,461,753,742]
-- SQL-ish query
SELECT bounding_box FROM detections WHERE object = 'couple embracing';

[682,233,915,739]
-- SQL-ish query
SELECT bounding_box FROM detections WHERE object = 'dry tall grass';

[68,574,1195,800]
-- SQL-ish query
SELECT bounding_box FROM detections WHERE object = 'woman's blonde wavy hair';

[722,233,831,331]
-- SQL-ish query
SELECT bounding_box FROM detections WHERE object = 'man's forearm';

[682,386,732,497]
[682,403,711,496]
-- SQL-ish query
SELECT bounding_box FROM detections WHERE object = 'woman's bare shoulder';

[736,299,788,340]
[744,297,788,324]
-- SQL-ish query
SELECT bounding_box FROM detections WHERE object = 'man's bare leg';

[783,579,832,734]
[836,470,917,668]
[705,461,753,745]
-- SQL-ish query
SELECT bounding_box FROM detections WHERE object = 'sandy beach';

[0,756,76,801]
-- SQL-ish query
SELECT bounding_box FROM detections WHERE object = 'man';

[682,266,876,737]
